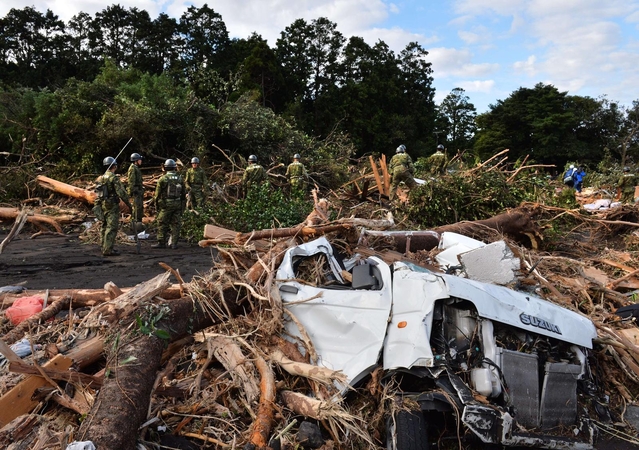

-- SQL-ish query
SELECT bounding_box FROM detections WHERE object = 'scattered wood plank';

[0,354,74,427]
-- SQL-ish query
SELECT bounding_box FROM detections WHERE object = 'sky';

[3,0,639,113]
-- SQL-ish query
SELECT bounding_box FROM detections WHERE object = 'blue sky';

[3,0,639,113]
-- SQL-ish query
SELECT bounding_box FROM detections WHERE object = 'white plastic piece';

[471,367,493,397]
[66,442,96,450]
[481,320,502,397]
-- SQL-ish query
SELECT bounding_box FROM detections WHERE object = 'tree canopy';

[0,4,638,182]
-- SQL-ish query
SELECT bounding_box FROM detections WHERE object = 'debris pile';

[3,158,639,449]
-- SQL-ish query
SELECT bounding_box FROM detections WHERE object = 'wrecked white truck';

[277,236,598,449]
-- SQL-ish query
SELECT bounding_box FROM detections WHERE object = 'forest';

[1,3,638,204]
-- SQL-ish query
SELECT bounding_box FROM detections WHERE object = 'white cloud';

[513,55,537,77]
[359,27,437,52]
[427,47,499,78]
[458,79,495,93]
[453,0,525,16]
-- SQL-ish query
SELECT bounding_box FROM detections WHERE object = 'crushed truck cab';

[277,237,598,449]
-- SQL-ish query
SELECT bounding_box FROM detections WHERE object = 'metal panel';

[501,349,540,428]
[540,362,581,429]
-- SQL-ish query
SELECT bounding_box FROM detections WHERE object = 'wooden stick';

[466,149,509,175]
[368,156,384,197]
[0,208,29,254]
[381,154,390,196]
[9,360,102,387]
[249,355,276,448]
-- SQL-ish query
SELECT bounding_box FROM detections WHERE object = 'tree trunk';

[36,175,130,213]
[36,175,97,204]
[77,297,217,449]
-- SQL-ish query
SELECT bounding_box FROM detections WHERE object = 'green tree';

[437,87,477,152]
[0,7,66,87]
[475,83,589,165]
[178,4,229,73]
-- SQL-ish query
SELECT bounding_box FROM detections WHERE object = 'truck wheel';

[386,409,429,450]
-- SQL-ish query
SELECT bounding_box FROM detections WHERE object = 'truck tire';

[386,409,429,450]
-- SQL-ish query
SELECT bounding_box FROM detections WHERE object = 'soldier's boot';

[152,241,166,249]
[102,249,120,256]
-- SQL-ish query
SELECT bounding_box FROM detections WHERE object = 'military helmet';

[164,159,177,170]
[191,157,200,164]
[248,154,258,163]
[437,144,445,150]
[396,145,406,154]
[293,153,301,160]
[103,156,116,166]
[130,153,142,162]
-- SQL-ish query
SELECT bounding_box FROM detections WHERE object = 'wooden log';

[249,355,276,448]
[36,175,130,213]
[77,297,218,450]
[0,284,184,309]
[0,207,64,233]
[280,390,325,420]
[245,239,292,284]
[236,224,350,244]
[36,175,97,204]
[85,272,172,324]
[208,336,259,404]
[270,349,347,385]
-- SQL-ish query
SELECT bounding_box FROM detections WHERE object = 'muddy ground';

[0,232,216,289]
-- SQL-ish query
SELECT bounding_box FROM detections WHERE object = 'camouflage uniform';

[286,161,307,194]
[153,170,186,248]
[185,166,207,208]
[97,171,129,256]
[427,150,447,175]
[127,162,144,222]
[619,172,637,203]
[242,164,267,191]
[389,153,417,201]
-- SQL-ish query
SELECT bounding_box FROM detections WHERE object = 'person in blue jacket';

[573,167,586,193]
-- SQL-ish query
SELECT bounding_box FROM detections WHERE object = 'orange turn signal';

[398,321,407,328]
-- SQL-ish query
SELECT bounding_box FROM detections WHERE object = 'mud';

[0,233,216,289]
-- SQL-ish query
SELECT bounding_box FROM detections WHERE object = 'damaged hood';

[396,262,596,349]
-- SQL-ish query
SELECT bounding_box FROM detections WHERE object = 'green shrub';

[181,184,313,241]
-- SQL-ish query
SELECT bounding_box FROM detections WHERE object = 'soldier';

[427,144,448,175]
[242,154,267,192]
[152,159,186,249]
[286,153,308,195]
[618,167,637,203]
[389,144,417,201]
[127,153,144,225]
[185,157,206,208]
[95,157,132,257]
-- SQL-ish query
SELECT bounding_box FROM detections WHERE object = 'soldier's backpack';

[166,175,183,199]
[94,177,110,200]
